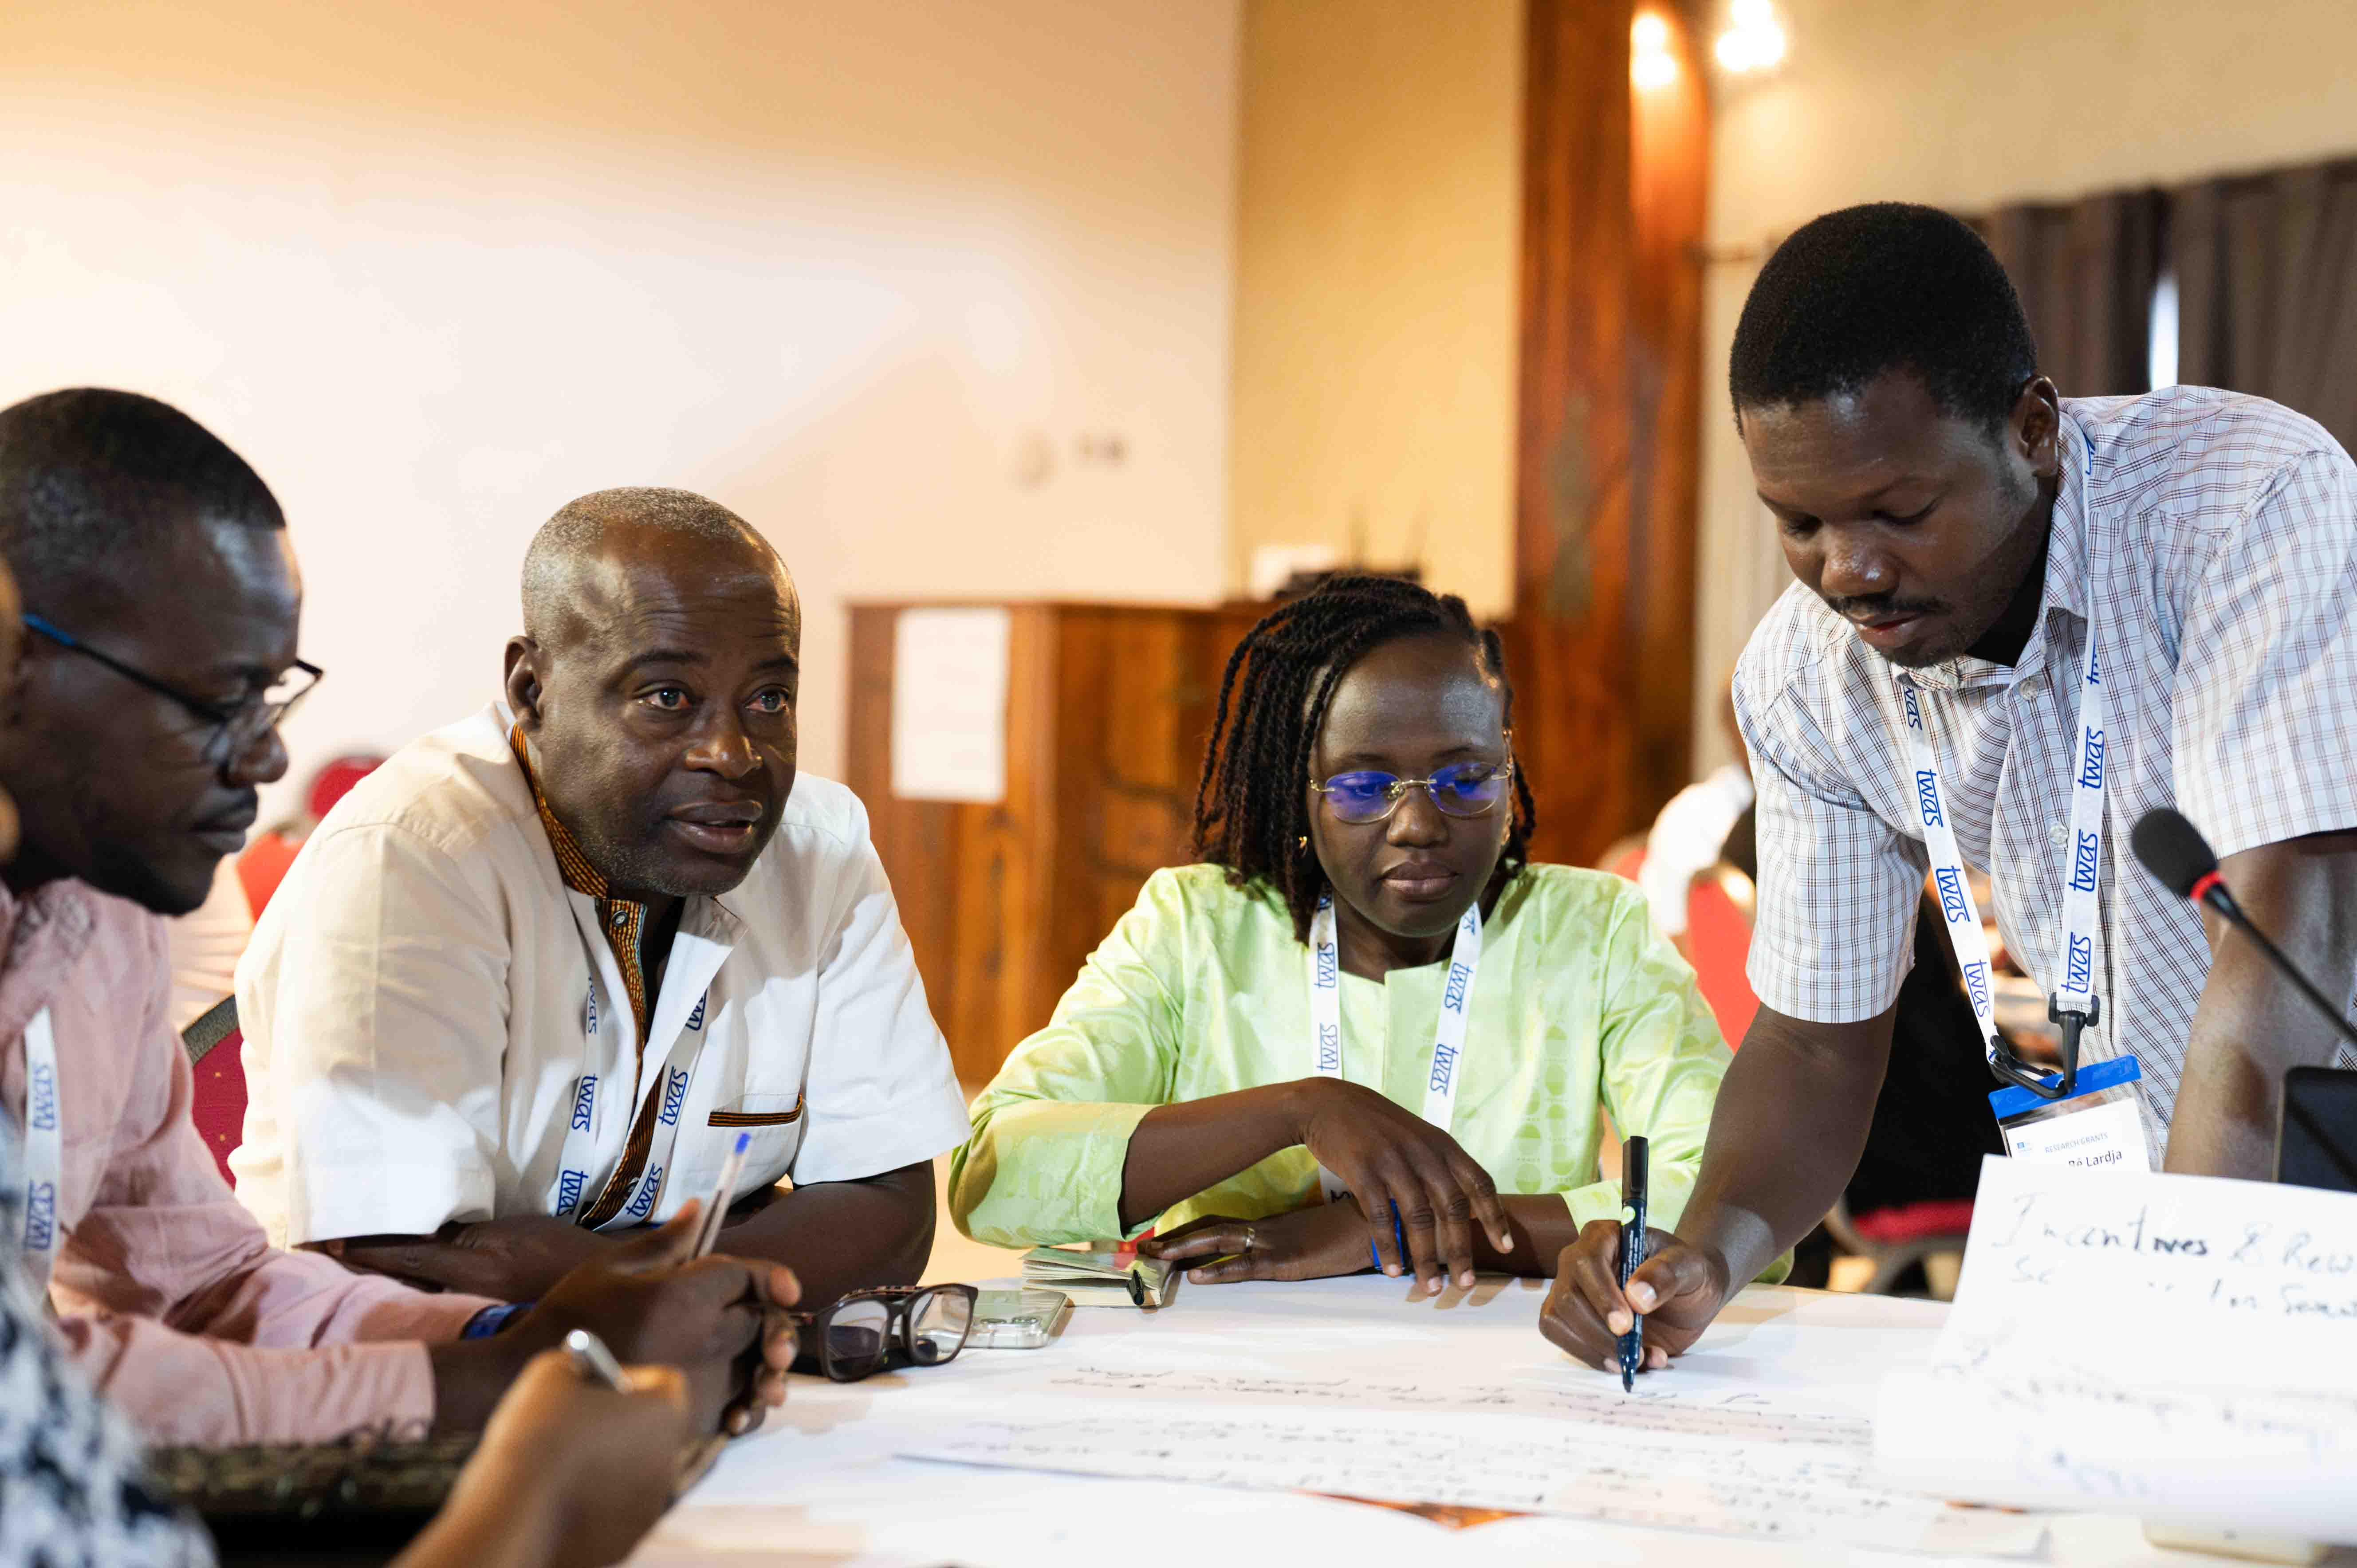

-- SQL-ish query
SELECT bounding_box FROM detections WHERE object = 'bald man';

[233,488,968,1305]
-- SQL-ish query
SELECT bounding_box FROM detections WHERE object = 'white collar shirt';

[231,704,971,1247]
[1736,388,2357,1153]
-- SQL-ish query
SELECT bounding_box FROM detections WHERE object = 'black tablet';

[2277,1065,2357,1192]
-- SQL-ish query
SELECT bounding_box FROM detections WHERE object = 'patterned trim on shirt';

[509,726,667,1229]
[509,725,652,1040]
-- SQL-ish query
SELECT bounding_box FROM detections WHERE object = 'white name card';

[1999,1094,2148,1169]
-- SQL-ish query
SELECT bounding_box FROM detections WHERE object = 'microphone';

[2130,809,2357,1052]
[2130,808,2237,912]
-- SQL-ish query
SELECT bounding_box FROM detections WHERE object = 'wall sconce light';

[1630,11,1678,90]
[1715,0,1786,74]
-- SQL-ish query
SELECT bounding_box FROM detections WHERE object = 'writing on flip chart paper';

[1973,1182,2357,1321]
[1039,1364,1865,1437]
[1878,1359,2357,1530]
[1871,1158,2357,1538]
[903,1410,2041,1553]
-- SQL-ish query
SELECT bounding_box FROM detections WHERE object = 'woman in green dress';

[950,575,1737,1304]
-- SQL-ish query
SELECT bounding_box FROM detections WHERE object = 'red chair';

[1684,868,1759,1049]
[1824,1197,1972,1298]
[181,997,245,1187]
[233,833,301,924]
[1602,841,1760,1051]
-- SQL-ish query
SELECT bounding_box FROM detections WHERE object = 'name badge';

[1990,1055,2151,1171]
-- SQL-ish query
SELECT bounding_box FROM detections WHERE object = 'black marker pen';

[1617,1135,1649,1393]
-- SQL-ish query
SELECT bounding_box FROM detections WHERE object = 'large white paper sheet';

[897,1369,2042,1554]
[889,606,1010,803]
[657,1280,2066,1567]
[1874,1156,2357,1541]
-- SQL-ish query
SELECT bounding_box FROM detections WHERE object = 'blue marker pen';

[1616,1135,1649,1393]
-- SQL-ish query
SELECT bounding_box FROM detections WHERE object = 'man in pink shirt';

[0,386,797,1445]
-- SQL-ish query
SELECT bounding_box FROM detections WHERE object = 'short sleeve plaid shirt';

[1736,387,2357,1151]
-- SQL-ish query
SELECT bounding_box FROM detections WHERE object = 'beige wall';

[1694,0,2357,768]
[1228,0,1524,618]
[0,0,1240,819]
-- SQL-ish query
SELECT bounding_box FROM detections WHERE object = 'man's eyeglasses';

[791,1283,977,1383]
[1310,759,1515,826]
[22,614,322,760]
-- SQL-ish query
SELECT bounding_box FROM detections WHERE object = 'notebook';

[1020,1244,1182,1308]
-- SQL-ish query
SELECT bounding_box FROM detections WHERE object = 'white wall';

[0,0,1240,821]
[1227,0,1523,618]
[1692,0,2357,768]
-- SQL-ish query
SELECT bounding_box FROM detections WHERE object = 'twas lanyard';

[551,978,711,1230]
[1901,617,2107,1100]
[1304,895,1482,1203]
[548,904,728,1230]
[18,1009,61,1291]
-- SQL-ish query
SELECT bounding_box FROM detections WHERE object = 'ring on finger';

[1241,1225,1258,1252]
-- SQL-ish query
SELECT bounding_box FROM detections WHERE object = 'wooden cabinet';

[845,601,1269,1084]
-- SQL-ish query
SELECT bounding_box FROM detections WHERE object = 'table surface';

[627,1275,2350,1568]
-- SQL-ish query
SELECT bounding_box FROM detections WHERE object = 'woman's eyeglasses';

[1309,760,1515,826]
[791,1284,978,1383]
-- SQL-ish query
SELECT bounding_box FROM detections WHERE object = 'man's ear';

[0,627,50,755]
[2011,376,2064,479]
[503,636,545,730]
[1,648,31,736]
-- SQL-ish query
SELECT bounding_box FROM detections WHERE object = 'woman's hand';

[1139,1203,1375,1284]
[1289,1078,1512,1293]
[401,1349,695,1568]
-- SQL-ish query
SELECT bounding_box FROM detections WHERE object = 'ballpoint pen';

[564,1328,630,1392]
[691,1132,753,1259]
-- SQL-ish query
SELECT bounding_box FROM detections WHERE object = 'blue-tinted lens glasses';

[1312,760,1513,825]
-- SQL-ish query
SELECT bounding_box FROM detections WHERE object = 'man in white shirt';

[234,487,971,1305]
[1542,203,2357,1372]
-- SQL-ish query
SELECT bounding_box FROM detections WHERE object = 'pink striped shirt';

[0,874,490,1445]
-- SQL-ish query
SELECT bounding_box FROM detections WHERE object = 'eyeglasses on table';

[791,1283,978,1383]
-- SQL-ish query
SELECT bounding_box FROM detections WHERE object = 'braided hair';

[1192,574,1538,942]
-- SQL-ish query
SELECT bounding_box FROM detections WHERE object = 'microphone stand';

[2187,870,2357,1053]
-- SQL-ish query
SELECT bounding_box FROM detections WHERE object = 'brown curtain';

[1978,189,2166,398]
[2172,158,2357,452]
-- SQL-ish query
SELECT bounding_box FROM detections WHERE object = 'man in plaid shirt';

[1544,203,2357,1372]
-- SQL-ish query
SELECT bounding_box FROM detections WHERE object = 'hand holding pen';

[1537,1136,1732,1377]
[413,1335,694,1568]
[565,1328,633,1391]
[506,1155,799,1440]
